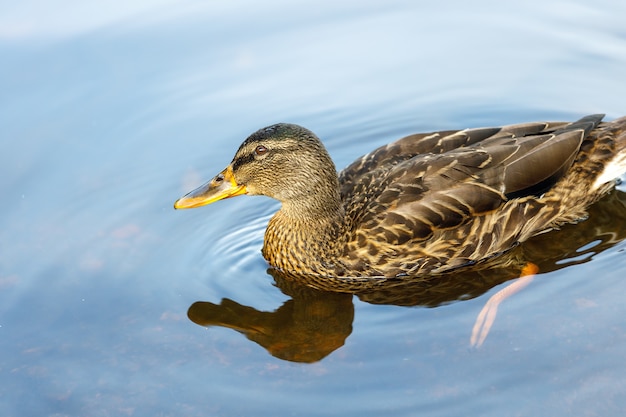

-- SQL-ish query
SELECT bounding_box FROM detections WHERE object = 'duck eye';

[255,145,268,156]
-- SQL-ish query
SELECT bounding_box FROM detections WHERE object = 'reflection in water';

[188,283,353,363]
[188,190,626,363]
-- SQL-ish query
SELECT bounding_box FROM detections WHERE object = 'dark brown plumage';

[174,114,626,280]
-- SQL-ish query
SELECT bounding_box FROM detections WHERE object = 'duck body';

[175,114,626,279]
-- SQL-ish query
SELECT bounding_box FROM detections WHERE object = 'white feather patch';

[592,152,626,190]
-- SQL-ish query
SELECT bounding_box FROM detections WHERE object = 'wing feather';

[341,115,604,248]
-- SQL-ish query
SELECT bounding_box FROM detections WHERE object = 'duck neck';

[262,189,347,275]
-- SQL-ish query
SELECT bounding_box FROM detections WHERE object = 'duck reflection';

[188,284,353,363]
[188,190,626,363]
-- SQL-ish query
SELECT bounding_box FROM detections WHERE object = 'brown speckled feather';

[175,114,626,282]
[331,114,626,277]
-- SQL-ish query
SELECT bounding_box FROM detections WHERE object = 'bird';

[174,114,626,281]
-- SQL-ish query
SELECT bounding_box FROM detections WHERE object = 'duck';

[174,114,626,280]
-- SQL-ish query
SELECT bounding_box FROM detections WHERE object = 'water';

[2,0,626,416]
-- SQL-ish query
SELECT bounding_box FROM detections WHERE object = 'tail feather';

[592,116,626,190]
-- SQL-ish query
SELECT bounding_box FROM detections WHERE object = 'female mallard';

[174,114,626,279]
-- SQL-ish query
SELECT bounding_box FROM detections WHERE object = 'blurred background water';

[1,0,626,416]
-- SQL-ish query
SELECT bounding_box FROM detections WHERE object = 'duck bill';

[174,165,247,209]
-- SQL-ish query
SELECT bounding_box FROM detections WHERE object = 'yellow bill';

[174,165,247,209]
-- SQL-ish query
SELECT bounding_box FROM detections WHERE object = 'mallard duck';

[174,114,626,279]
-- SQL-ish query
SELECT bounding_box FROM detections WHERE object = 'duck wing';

[341,115,604,245]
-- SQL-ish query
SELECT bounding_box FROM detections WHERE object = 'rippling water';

[2,1,626,416]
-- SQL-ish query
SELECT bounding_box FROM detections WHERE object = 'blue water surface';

[2,1,626,416]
